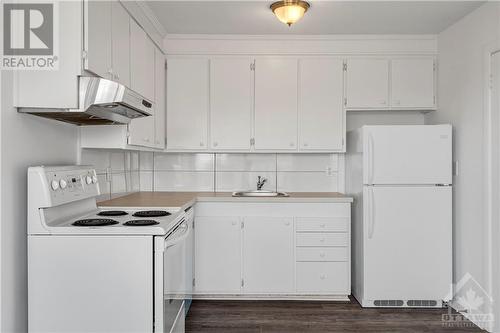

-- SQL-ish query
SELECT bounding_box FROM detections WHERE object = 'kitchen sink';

[232,190,289,197]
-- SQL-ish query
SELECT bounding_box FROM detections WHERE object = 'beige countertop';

[98,191,353,210]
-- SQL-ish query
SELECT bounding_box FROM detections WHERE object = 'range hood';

[18,77,153,125]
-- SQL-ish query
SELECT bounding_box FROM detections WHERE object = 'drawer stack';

[295,217,350,295]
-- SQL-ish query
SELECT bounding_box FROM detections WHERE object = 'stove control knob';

[51,180,59,191]
[92,175,98,184]
[59,179,67,189]
[85,175,92,185]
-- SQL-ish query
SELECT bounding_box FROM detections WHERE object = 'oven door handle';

[164,221,190,249]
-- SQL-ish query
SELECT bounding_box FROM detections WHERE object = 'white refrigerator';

[346,125,453,308]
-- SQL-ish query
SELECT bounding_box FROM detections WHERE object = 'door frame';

[483,44,500,332]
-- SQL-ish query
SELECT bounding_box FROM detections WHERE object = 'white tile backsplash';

[154,171,214,191]
[83,150,344,194]
[139,151,154,171]
[216,154,276,171]
[277,154,338,172]
[110,152,126,171]
[216,171,276,192]
[155,153,214,171]
[139,171,154,191]
[81,149,110,174]
[277,172,339,192]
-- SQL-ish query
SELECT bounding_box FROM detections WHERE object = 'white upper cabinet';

[166,58,209,150]
[210,58,253,150]
[346,58,390,109]
[298,58,344,151]
[130,19,155,101]
[84,1,112,79]
[391,58,435,109]
[254,58,298,150]
[110,1,130,87]
[242,217,294,294]
[154,48,166,149]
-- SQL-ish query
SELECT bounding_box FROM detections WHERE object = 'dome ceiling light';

[270,0,310,27]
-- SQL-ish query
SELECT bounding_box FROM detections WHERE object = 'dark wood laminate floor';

[186,298,484,333]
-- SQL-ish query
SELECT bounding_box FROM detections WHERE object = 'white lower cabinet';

[194,202,351,299]
[243,217,294,294]
[194,216,242,294]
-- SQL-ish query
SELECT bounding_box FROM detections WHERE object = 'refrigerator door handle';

[367,133,375,184]
[368,187,375,239]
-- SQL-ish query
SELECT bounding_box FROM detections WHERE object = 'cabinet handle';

[290,142,295,147]
[320,274,326,280]
[213,142,218,147]
[320,238,325,243]
[285,221,290,226]
[319,252,325,258]
[380,100,387,105]
[320,223,326,228]
[303,143,309,147]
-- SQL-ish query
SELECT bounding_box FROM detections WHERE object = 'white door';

[298,58,344,151]
[210,58,253,150]
[254,58,298,150]
[243,217,294,293]
[194,217,241,293]
[167,58,209,150]
[346,59,389,109]
[391,58,435,109]
[363,186,452,300]
[154,48,165,149]
[130,19,155,101]
[84,0,112,79]
[363,125,452,185]
[111,1,130,87]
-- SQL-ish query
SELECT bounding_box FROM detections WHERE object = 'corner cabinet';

[193,202,351,299]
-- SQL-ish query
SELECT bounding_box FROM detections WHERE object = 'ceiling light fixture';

[270,0,310,27]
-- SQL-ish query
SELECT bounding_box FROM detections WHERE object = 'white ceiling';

[146,1,484,35]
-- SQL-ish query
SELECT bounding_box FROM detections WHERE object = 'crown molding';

[136,1,167,38]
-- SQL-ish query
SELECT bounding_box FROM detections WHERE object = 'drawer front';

[296,217,349,232]
[296,262,349,294]
[296,233,348,247]
[296,247,348,262]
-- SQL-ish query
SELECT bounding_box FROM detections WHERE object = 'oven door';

[154,216,190,333]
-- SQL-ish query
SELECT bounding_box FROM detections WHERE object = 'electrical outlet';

[325,167,333,176]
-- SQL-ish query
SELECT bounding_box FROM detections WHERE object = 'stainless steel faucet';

[256,176,268,190]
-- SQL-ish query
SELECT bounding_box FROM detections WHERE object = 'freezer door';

[363,185,452,301]
[363,125,452,185]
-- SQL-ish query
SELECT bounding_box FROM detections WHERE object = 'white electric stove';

[27,166,193,333]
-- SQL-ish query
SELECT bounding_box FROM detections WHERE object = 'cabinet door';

[154,48,165,149]
[243,217,294,293]
[346,59,389,109]
[210,58,253,150]
[166,58,209,150]
[130,19,155,101]
[195,217,241,293]
[84,0,112,79]
[111,1,130,87]
[391,58,435,109]
[254,58,298,150]
[128,108,155,147]
[299,58,344,151]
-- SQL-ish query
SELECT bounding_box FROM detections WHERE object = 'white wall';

[346,111,425,131]
[1,72,79,332]
[425,2,500,329]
